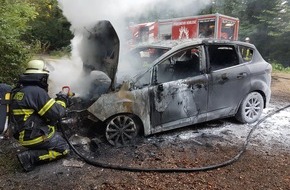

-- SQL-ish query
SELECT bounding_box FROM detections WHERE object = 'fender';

[250,75,271,107]
[87,87,152,135]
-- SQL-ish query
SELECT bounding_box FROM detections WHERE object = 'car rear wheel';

[235,92,264,124]
[105,114,140,146]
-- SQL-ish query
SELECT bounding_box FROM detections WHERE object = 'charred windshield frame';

[128,46,170,68]
[127,47,171,89]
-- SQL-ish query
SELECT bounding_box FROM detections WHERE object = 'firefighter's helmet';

[24,60,49,74]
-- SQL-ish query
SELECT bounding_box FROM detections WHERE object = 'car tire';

[105,114,140,146]
[235,92,264,124]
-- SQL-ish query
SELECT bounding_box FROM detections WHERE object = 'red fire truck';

[129,13,239,44]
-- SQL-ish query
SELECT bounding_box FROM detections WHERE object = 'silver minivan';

[76,21,272,146]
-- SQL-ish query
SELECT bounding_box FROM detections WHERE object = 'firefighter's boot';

[17,151,35,172]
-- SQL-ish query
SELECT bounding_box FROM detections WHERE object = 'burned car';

[78,22,272,146]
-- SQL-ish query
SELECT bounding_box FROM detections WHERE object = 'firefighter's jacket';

[10,85,66,146]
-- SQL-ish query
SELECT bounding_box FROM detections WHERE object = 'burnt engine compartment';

[57,21,121,147]
[75,20,120,110]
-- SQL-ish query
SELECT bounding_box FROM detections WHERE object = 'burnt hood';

[80,20,120,87]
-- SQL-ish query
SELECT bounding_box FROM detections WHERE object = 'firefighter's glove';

[55,92,71,108]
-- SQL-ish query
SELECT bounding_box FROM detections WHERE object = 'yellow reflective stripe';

[39,150,63,161]
[19,130,25,143]
[38,99,55,116]
[39,149,68,161]
[19,126,55,146]
[55,100,66,108]
[12,109,34,115]
[5,93,10,113]
[12,109,34,121]
[63,149,69,155]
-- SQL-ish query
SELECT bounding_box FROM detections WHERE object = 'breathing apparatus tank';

[0,84,12,135]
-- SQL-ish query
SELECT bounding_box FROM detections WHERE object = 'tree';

[210,0,290,65]
[246,0,290,65]
[22,0,73,52]
[0,0,37,84]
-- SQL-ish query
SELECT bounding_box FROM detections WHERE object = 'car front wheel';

[105,114,140,146]
[235,92,264,124]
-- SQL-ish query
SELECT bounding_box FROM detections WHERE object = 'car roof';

[131,38,261,81]
[132,38,256,50]
[132,39,203,49]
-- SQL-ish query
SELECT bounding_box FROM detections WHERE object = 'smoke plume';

[48,0,210,97]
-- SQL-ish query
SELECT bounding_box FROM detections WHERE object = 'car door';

[149,45,208,133]
[206,44,251,120]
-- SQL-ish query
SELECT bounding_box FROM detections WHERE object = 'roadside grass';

[272,62,290,73]
[49,45,71,58]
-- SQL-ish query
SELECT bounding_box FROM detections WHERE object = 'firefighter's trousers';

[19,132,69,167]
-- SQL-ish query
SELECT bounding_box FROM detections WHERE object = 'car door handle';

[237,72,247,79]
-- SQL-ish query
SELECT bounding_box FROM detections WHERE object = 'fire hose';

[59,104,290,173]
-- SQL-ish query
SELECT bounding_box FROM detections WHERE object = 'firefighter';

[242,37,252,61]
[10,60,71,172]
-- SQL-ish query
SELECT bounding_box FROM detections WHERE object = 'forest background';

[1,0,290,84]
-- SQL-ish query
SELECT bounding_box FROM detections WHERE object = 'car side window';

[156,46,202,83]
[239,46,253,63]
[208,45,239,71]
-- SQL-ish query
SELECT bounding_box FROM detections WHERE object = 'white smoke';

[57,0,211,40]
[49,0,211,97]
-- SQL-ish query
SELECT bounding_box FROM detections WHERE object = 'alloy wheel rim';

[244,96,261,120]
[106,115,137,146]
